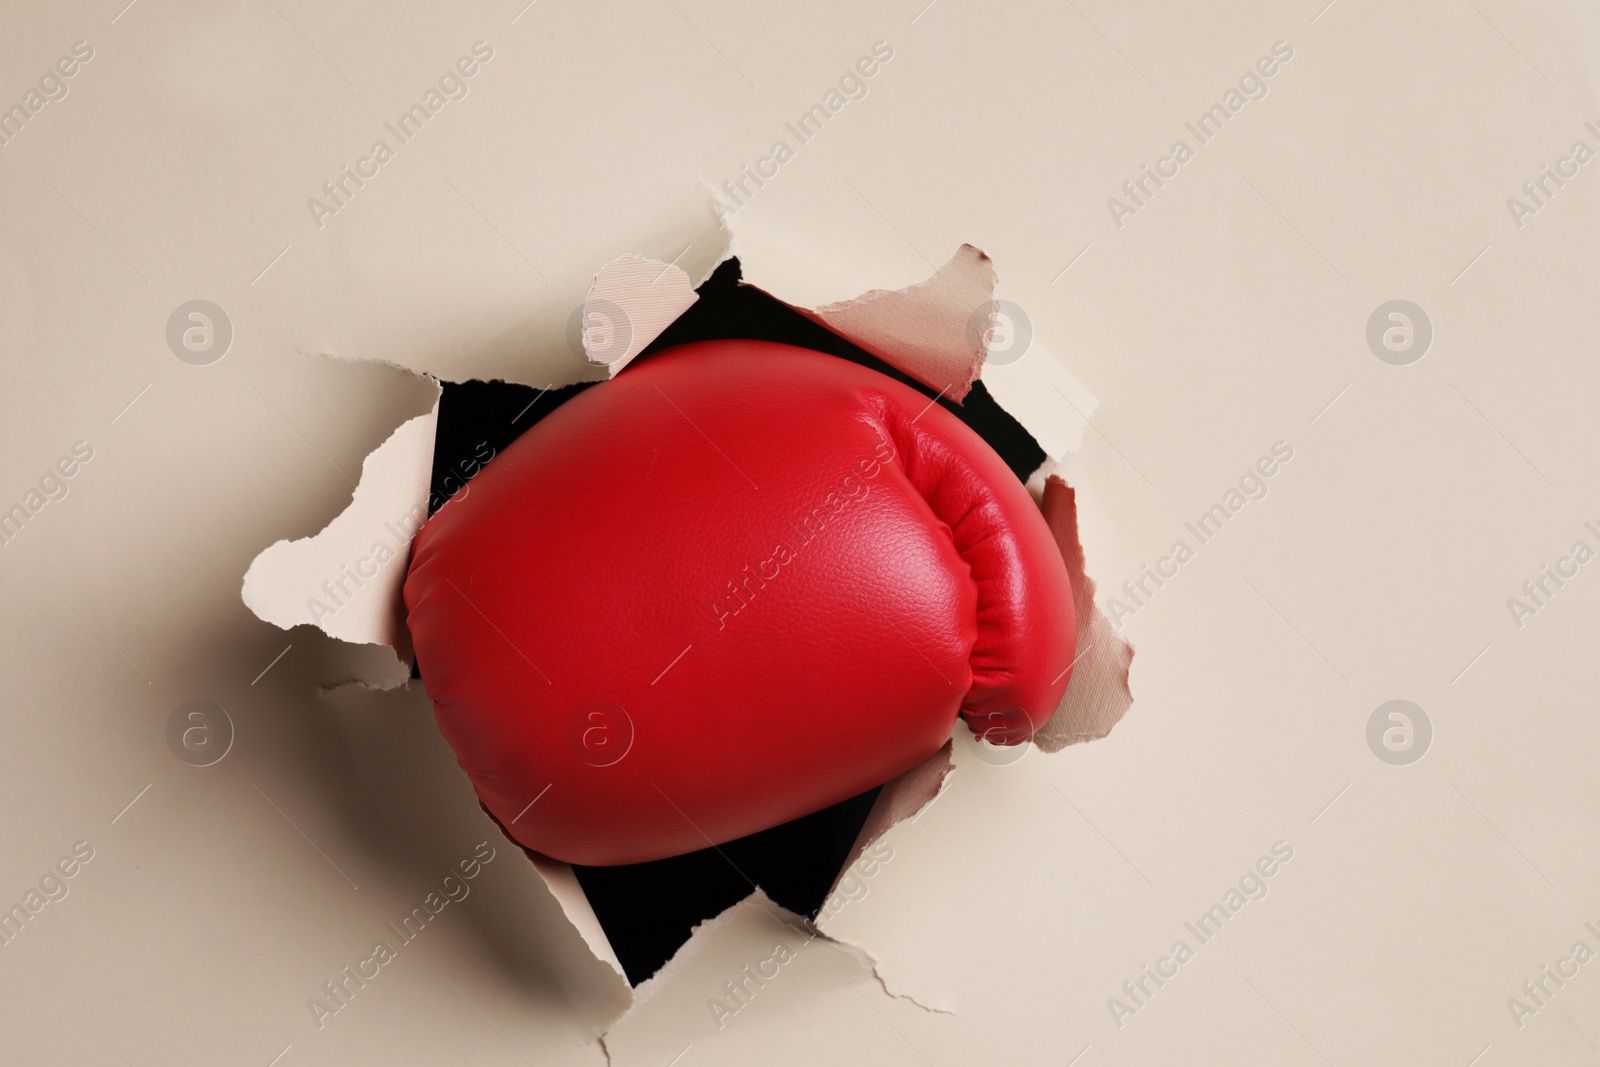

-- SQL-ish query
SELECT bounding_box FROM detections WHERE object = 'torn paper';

[740,232,1095,461]
[1034,474,1135,749]
[600,891,889,1066]
[983,337,1096,460]
[824,741,952,904]
[522,851,629,982]
[579,252,701,376]
[241,382,440,662]
[238,234,1131,1048]
[797,243,996,402]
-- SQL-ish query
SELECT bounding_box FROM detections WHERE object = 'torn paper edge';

[808,740,960,1013]
[315,674,413,698]
[598,746,959,1050]
[580,253,701,376]
[792,243,995,403]
[754,239,1095,461]
[238,229,1131,1041]
[599,889,943,1063]
[238,244,731,1040]
[240,380,441,663]
[523,851,629,981]
[1034,474,1135,749]
[601,891,805,1042]
[239,237,728,658]
[823,741,953,906]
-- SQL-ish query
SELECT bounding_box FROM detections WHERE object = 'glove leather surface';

[405,340,1076,865]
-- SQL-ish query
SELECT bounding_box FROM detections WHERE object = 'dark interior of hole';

[419,256,1045,985]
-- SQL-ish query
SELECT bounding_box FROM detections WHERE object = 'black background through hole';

[420,257,1046,985]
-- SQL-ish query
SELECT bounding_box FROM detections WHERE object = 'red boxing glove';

[405,340,1075,866]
